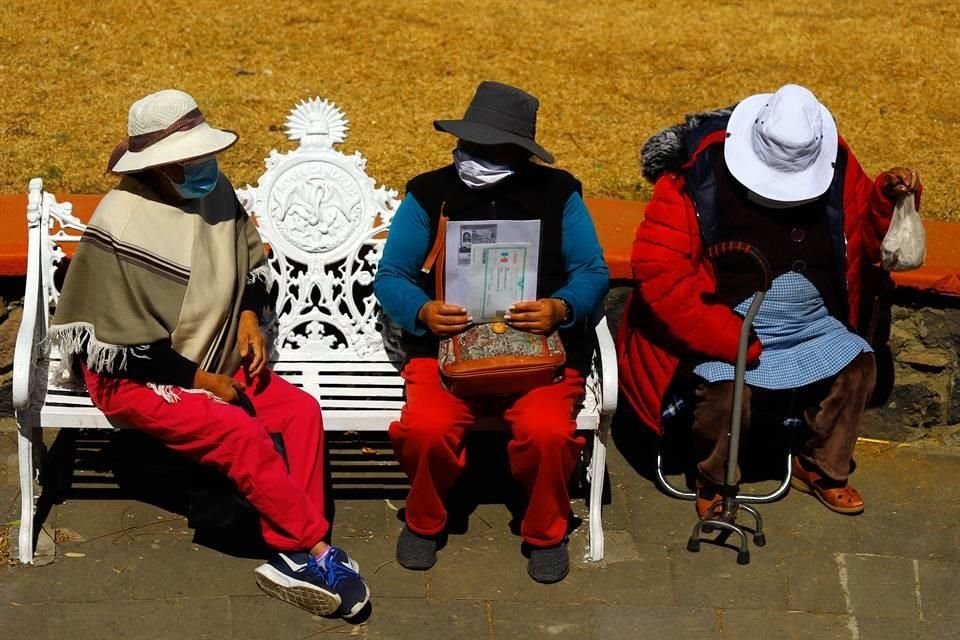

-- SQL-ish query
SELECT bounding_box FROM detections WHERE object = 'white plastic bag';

[881,194,926,272]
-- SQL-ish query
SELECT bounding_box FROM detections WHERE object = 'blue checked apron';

[693,271,871,390]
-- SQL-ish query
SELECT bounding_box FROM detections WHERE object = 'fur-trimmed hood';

[639,105,736,183]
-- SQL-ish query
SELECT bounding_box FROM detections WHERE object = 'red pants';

[83,366,329,552]
[389,358,586,547]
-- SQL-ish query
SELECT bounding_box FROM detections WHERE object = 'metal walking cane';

[686,241,773,565]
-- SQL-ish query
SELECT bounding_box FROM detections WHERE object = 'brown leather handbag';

[420,212,566,397]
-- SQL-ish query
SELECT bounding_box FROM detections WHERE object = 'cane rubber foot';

[686,538,701,553]
[754,533,767,547]
[702,524,715,534]
[737,550,750,565]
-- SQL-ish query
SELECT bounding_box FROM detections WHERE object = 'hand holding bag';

[420,210,566,397]
[881,194,926,272]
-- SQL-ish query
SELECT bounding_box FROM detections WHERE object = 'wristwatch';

[556,298,572,324]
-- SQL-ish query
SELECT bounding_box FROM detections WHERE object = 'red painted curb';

[1,194,957,296]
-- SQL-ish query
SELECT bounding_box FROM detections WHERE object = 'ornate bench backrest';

[34,99,400,364]
[238,99,400,362]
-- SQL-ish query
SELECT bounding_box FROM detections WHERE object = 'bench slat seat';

[35,364,601,428]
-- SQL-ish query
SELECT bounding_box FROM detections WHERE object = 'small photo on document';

[458,224,497,266]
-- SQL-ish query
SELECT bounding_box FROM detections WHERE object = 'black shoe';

[396,525,439,570]
[527,541,570,584]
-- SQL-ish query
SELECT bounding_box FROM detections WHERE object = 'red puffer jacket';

[617,123,919,435]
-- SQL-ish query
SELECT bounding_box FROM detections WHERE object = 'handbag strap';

[420,203,448,300]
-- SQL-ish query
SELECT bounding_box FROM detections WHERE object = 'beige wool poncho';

[50,173,268,390]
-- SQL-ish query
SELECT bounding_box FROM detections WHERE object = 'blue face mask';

[173,158,219,199]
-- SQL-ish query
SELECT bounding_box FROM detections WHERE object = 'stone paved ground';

[1,418,958,640]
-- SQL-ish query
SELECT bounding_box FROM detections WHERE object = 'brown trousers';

[692,352,876,484]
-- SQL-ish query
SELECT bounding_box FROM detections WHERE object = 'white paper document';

[444,219,541,322]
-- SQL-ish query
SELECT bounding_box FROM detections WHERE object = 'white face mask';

[453,148,515,189]
[746,190,820,209]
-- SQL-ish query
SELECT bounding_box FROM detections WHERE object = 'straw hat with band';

[434,81,555,164]
[107,89,238,174]
[724,84,838,204]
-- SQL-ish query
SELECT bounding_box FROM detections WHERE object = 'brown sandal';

[790,458,864,515]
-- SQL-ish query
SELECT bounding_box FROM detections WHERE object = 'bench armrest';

[592,306,618,416]
[13,181,49,411]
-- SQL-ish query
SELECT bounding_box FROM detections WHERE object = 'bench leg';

[587,415,611,562]
[16,414,40,564]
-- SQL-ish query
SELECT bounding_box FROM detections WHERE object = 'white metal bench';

[13,99,617,564]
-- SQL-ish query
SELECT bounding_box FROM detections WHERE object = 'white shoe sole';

[254,564,341,617]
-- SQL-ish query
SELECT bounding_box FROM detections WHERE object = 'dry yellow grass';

[1,0,958,217]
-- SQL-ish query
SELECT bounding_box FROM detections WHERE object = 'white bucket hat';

[107,89,238,174]
[724,84,838,203]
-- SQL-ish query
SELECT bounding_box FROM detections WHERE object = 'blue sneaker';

[254,547,369,618]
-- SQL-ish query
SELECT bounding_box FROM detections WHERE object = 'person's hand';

[504,299,568,335]
[418,301,472,338]
[238,310,267,378]
[194,369,246,403]
[881,167,920,201]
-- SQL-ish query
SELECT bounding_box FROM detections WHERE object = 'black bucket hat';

[434,81,554,164]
